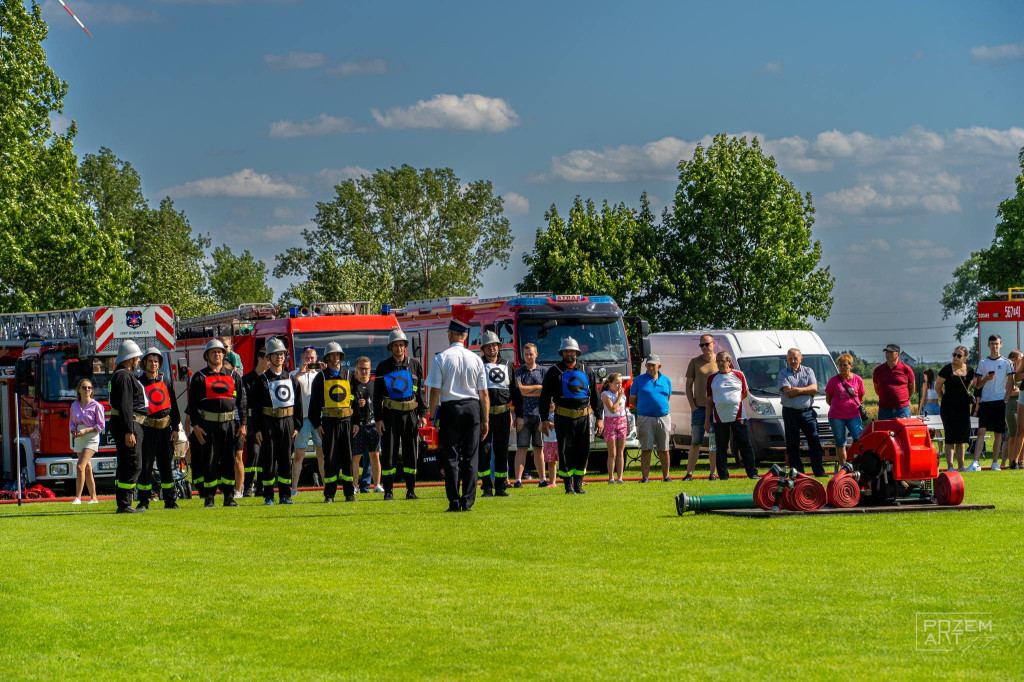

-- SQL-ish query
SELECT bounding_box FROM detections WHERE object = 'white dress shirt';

[425,342,486,403]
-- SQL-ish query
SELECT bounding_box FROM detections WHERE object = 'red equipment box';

[851,418,938,481]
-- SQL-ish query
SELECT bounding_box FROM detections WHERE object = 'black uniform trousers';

[259,416,295,501]
[380,408,419,494]
[188,430,205,499]
[138,424,174,506]
[440,399,481,509]
[554,414,591,491]
[480,408,511,493]
[322,417,354,500]
[112,421,143,510]
[712,421,757,479]
[199,419,237,500]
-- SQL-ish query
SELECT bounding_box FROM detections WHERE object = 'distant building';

[899,351,919,365]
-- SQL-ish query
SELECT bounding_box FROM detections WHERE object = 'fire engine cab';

[0,305,176,490]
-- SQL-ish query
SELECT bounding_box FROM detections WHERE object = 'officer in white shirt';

[426,319,489,512]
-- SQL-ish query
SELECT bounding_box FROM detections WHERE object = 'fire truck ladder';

[0,308,84,344]
[178,303,278,334]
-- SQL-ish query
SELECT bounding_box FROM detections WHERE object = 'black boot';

[405,475,418,499]
[573,475,586,494]
[136,491,150,510]
[495,477,510,497]
[564,477,575,494]
[481,477,493,497]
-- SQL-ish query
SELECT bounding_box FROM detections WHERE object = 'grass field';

[1,467,1022,680]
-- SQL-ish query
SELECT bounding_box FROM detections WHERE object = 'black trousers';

[554,414,590,490]
[712,421,757,478]
[480,408,511,492]
[138,424,174,505]
[188,430,205,498]
[199,419,237,499]
[782,406,825,477]
[322,417,354,500]
[112,421,143,510]
[380,408,419,493]
[441,399,481,509]
[259,416,295,501]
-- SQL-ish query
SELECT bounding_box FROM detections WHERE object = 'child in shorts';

[602,373,627,484]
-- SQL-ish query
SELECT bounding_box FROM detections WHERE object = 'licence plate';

[96,460,118,472]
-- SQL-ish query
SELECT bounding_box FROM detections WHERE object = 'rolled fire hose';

[675,492,759,515]
[781,474,827,511]
[934,470,965,506]
[826,470,861,508]
[752,472,779,510]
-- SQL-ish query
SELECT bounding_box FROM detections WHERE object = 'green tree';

[275,165,513,307]
[207,245,274,310]
[0,2,129,311]
[941,148,1024,342]
[518,192,670,325]
[662,134,834,330]
[273,248,390,309]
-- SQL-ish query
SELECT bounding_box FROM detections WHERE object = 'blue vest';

[383,369,414,400]
[561,369,588,399]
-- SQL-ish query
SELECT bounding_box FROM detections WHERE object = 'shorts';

[516,415,542,449]
[353,424,381,456]
[1005,398,1018,438]
[978,400,1006,433]
[921,402,940,416]
[296,418,323,449]
[637,414,670,451]
[72,433,101,454]
[603,415,628,442]
[542,440,559,463]
[690,407,707,447]
[828,417,863,445]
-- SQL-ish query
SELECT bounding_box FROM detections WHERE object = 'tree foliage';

[275,165,513,307]
[0,2,130,311]
[518,193,670,326]
[208,245,273,310]
[662,134,834,330]
[942,148,1024,341]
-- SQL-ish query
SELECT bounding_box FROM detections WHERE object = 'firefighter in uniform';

[374,330,427,501]
[136,347,182,510]
[189,339,247,507]
[539,337,602,494]
[479,331,523,498]
[110,340,147,514]
[308,341,356,503]
[241,349,269,496]
[251,338,301,505]
[426,320,488,512]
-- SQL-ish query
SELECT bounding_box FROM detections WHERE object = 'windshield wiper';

[749,387,780,396]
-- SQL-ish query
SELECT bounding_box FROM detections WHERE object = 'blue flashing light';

[508,297,549,307]
[381,304,391,315]
[288,306,299,318]
[588,296,615,304]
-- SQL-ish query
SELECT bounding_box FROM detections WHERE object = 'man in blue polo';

[778,348,825,477]
[629,355,672,483]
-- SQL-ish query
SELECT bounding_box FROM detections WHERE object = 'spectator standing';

[918,368,940,417]
[684,334,718,481]
[971,334,1013,471]
[824,353,865,467]
[629,355,672,483]
[541,405,559,486]
[778,348,825,477]
[513,343,546,487]
[221,336,244,374]
[935,346,975,472]
[1000,350,1021,470]
[69,377,103,505]
[704,352,757,479]
[873,344,916,419]
[601,373,627,484]
[352,356,381,493]
[290,346,325,496]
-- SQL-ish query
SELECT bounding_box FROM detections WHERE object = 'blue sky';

[38,0,1024,361]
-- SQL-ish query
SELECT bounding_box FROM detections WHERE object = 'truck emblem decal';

[126,310,143,329]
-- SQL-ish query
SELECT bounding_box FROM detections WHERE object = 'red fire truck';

[977,290,1024,354]
[0,305,176,490]
[394,294,643,455]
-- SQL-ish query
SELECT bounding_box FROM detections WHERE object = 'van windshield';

[736,354,837,396]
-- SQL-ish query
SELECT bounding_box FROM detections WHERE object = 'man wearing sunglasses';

[684,334,717,481]
[872,343,915,420]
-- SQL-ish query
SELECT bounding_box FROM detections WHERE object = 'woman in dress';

[935,346,976,472]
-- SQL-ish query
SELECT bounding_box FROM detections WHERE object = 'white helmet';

[324,341,345,360]
[265,338,287,356]
[558,337,581,355]
[387,329,408,350]
[115,340,143,365]
[203,339,226,360]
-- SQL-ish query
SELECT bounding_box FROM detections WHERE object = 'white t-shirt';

[707,370,748,423]
[290,369,317,402]
[602,390,626,418]
[543,424,558,443]
[424,342,486,403]
[976,356,1013,402]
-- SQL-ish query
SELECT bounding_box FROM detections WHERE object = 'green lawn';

[1,468,1022,680]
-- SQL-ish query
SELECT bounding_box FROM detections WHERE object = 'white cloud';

[970,43,1024,64]
[325,58,388,77]
[49,113,71,133]
[264,51,327,71]
[371,94,520,132]
[162,169,306,199]
[847,239,891,254]
[273,205,295,220]
[762,61,782,74]
[896,238,955,261]
[307,166,373,191]
[43,0,163,25]
[268,113,370,138]
[822,184,961,216]
[502,192,530,215]
[948,126,1024,155]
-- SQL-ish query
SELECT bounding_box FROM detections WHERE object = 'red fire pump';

[834,418,964,507]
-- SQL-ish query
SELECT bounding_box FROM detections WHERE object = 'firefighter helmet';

[141,346,163,364]
[324,341,345,360]
[558,337,581,355]
[387,329,408,350]
[115,340,143,365]
[203,339,226,360]
[480,331,501,348]
[265,338,287,356]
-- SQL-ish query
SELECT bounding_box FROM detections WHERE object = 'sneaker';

[616,478,624,484]
[280,497,294,505]
[1011,462,1020,470]
[291,488,299,497]
[947,467,956,472]
[373,484,385,493]
[608,478,615,484]
[223,498,238,507]
[495,490,510,497]
[683,473,693,481]
[709,474,718,481]
[957,467,967,473]
[639,477,649,484]
[513,481,524,489]
[383,491,394,501]
[966,461,982,472]
[71,498,82,505]
[233,490,243,499]
[344,495,356,502]
[204,499,216,508]
[538,479,549,488]
[991,462,1001,471]
[359,487,370,494]
[264,498,275,506]
[662,476,672,482]
[243,486,255,497]
[406,491,419,500]
[88,498,99,504]
[324,497,334,503]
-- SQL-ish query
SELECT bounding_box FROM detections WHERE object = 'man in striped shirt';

[704,352,758,480]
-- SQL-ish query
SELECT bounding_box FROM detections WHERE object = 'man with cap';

[425,319,488,511]
[374,329,427,501]
[136,347,182,510]
[240,348,269,496]
[110,340,148,513]
[308,342,357,502]
[873,343,916,420]
[539,337,602,494]
[479,330,524,497]
[629,354,673,482]
[250,338,301,505]
[188,339,247,507]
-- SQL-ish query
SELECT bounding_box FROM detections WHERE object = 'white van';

[647,330,839,461]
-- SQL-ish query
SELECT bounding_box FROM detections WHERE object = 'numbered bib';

[324,378,352,408]
[561,369,588,399]
[144,381,170,414]
[485,363,510,390]
[268,379,295,408]
[204,374,235,401]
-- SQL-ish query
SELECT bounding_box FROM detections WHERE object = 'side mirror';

[639,319,650,337]
[411,335,422,359]
[641,338,652,360]
[14,358,30,395]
